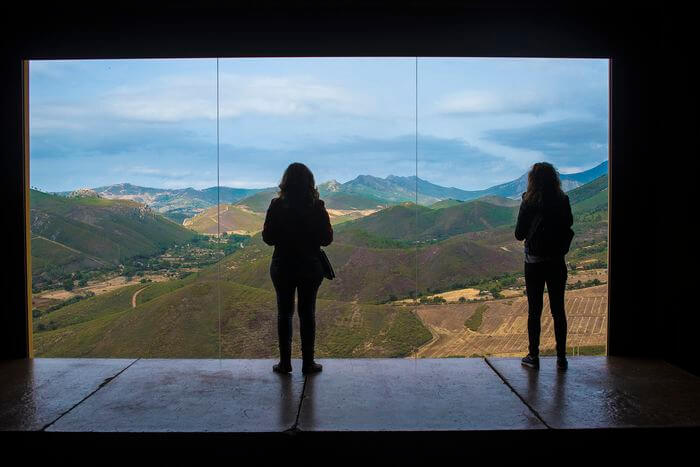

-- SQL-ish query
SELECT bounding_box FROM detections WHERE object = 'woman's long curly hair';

[523,162,565,206]
[278,162,320,206]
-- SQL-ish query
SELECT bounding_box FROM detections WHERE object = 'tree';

[458,296,466,303]
[62,278,74,291]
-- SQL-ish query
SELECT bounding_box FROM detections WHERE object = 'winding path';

[131,286,150,309]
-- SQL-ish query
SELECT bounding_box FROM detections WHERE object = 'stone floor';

[1,357,699,434]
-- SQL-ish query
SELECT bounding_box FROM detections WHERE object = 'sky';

[30,57,608,192]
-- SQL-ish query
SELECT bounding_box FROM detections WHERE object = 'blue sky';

[30,58,608,192]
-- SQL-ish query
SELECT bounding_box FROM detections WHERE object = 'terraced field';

[413,284,608,357]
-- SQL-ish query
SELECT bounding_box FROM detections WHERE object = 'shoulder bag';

[319,248,335,280]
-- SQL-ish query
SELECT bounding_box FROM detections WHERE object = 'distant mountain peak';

[69,188,101,198]
[319,179,341,192]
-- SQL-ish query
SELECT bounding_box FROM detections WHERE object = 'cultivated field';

[35,273,170,301]
[413,283,608,357]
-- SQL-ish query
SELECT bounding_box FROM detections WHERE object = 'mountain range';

[55,160,608,223]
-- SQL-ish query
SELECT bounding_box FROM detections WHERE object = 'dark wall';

[1,5,692,372]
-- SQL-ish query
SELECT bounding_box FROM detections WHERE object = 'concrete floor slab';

[297,358,545,431]
[48,359,304,432]
[486,357,700,429]
[0,358,136,431]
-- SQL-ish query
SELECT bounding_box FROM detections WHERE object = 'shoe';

[273,362,292,374]
[302,362,323,374]
[557,357,568,371]
[521,354,539,369]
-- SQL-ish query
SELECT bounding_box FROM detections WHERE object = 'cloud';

[120,166,200,180]
[218,133,511,190]
[484,118,608,167]
[30,123,216,160]
[102,73,362,123]
[436,90,552,116]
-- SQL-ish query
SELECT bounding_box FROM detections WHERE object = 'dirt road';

[131,286,150,308]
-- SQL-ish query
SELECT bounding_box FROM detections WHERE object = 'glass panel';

[29,59,220,357]
[415,58,609,358]
[28,56,608,361]
[216,57,426,358]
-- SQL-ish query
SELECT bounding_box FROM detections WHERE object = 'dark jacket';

[515,192,573,258]
[262,197,333,260]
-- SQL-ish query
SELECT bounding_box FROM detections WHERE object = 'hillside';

[568,174,608,213]
[183,204,265,235]
[30,189,197,286]
[429,199,464,209]
[234,189,278,212]
[33,273,431,358]
[334,200,518,244]
[90,183,269,223]
[207,230,522,304]
[476,195,521,208]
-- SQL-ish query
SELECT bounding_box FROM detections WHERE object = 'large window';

[28,58,609,358]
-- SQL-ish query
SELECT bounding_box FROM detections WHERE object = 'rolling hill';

[183,204,265,235]
[568,174,608,213]
[334,200,518,244]
[429,199,464,209]
[233,189,278,213]
[203,229,522,304]
[33,271,432,358]
[84,183,271,223]
[30,189,197,286]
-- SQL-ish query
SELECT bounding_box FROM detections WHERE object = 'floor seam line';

[484,358,553,430]
[40,358,141,432]
[289,375,308,432]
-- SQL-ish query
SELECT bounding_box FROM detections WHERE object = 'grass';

[464,304,489,332]
[33,283,143,334]
[135,274,198,305]
[33,272,434,358]
[30,189,197,284]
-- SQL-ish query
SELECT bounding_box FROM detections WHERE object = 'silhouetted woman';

[262,163,333,375]
[515,162,573,371]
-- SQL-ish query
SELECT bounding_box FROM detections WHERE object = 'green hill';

[33,273,431,358]
[234,190,278,213]
[210,231,522,304]
[569,174,608,215]
[235,189,388,214]
[335,200,518,244]
[30,189,197,287]
[476,195,521,208]
[429,199,464,209]
[183,204,265,235]
[323,191,388,210]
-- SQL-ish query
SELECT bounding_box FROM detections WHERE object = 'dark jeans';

[270,256,324,365]
[524,257,568,358]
